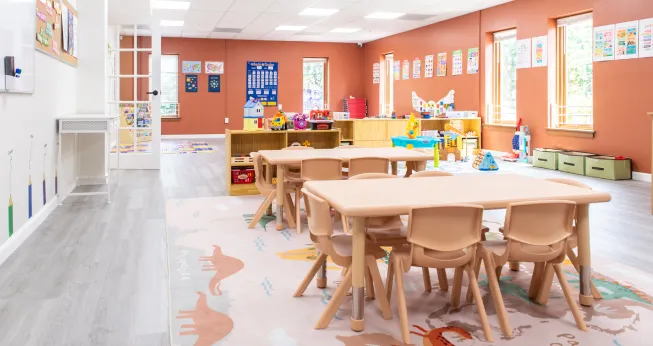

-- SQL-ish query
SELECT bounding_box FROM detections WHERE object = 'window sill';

[483,123,516,130]
[162,117,181,121]
[546,127,595,138]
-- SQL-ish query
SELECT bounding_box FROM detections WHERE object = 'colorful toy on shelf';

[302,140,311,147]
[412,90,455,118]
[308,109,334,130]
[472,151,499,171]
[243,97,264,131]
[270,110,287,131]
[293,113,308,130]
[406,114,419,139]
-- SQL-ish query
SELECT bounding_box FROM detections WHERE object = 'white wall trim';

[633,172,652,183]
[0,196,60,267]
[162,134,225,139]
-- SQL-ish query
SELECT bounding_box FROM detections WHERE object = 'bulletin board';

[35,0,78,67]
[246,61,278,106]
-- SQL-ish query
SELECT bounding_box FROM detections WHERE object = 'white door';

[108,24,161,169]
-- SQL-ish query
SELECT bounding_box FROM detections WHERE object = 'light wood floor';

[0,139,650,345]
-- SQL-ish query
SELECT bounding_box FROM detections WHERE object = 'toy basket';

[309,120,334,130]
[231,168,255,184]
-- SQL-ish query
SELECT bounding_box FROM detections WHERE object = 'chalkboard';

[246,61,278,106]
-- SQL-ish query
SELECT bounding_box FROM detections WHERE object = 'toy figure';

[270,111,287,131]
[293,114,308,130]
[406,113,419,139]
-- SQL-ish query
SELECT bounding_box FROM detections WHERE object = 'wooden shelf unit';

[225,129,341,196]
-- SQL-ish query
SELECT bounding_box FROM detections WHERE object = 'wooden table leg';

[391,161,398,176]
[276,165,285,231]
[576,204,593,306]
[265,162,273,216]
[351,217,366,331]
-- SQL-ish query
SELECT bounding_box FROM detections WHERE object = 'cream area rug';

[166,196,653,346]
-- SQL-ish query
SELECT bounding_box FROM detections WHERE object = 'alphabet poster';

[424,55,434,78]
[402,60,410,80]
[437,52,447,77]
[452,50,463,76]
[393,60,400,80]
[467,48,479,74]
[594,25,615,61]
[516,39,531,69]
[531,36,548,67]
[412,58,421,79]
[615,21,639,59]
[373,63,380,84]
[640,18,653,58]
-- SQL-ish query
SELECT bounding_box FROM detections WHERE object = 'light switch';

[225,118,229,124]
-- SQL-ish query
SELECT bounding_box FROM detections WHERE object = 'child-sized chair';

[293,189,392,329]
[247,152,299,229]
[282,144,314,173]
[346,157,390,178]
[294,158,343,235]
[387,205,493,344]
[470,201,586,337]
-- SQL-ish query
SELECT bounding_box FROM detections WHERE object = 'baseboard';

[162,134,225,139]
[633,172,652,183]
[0,196,60,267]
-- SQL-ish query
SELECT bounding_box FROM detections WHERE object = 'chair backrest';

[301,158,343,181]
[348,173,396,180]
[409,171,453,178]
[283,144,314,150]
[407,205,484,252]
[546,178,591,190]
[348,157,390,178]
[251,152,271,193]
[301,188,334,237]
[503,201,576,247]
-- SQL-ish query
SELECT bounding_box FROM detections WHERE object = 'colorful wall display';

[182,61,202,73]
[185,75,198,92]
[393,60,400,80]
[467,48,479,74]
[205,61,224,74]
[640,18,653,58]
[246,61,278,106]
[531,36,548,67]
[615,21,639,59]
[208,75,221,93]
[516,39,531,69]
[594,25,615,61]
[35,0,78,66]
[424,55,434,78]
[412,58,421,79]
[452,50,463,76]
[402,60,410,80]
[437,53,447,77]
[373,63,380,84]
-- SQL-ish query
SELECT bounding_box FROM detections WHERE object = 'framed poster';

[393,60,400,80]
[373,63,380,84]
[182,61,201,73]
[185,75,198,92]
[467,48,479,74]
[424,55,434,78]
[615,21,638,59]
[402,60,410,80]
[205,61,224,74]
[246,61,278,106]
[594,25,615,61]
[412,58,421,79]
[208,75,221,92]
[452,50,463,76]
[437,52,447,77]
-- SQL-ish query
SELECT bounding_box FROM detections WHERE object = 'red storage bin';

[344,98,367,119]
[231,168,255,184]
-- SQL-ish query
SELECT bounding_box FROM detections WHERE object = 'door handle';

[146,90,159,96]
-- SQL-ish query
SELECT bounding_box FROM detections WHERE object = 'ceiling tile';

[217,11,261,29]
[189,0,235,11]
[228,0,276,12]
[310,0,362,10]
[279,16,323,27]
[161,27,183,37]
[209,32,239,39]
[265,0,319,14]
[152,9,188,21]
[242,13,291,33]
[234,32,265,40]
[185,10,224,23]
[181,30,212,38]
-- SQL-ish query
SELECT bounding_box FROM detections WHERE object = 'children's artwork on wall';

[208,75,221,93]
[246,61,278,106]
[393,60,400,80]
[372,63,380,84]
[424,55,434,78]
[185,75,198,92]
[437,52,447,77]
[412,90,455,117]
[182,61,202,73]
[205,61,224,74]
[640,18,653,58]
[467,48,479,74]
[516,39,531,69]
[412,58,421,79]
[452,50,463,76]
[402,60,410,80]
[531,36,547,67]
[615,21,639,59]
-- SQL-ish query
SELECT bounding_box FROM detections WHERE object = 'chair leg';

[283,193,296,229]
[495,265,503,279]
[553,263,588,331]
[422,267,432,293]
[509,261,520,271]
[535,263,555,305]
[466,252,483,303]
[466,265,494,342]
[394,260,410,344]
[482,252,512,337]
[317,255,328,289]
[341,214,350,234]
[567,247,602,300]
[315,267,352,329]
[295,189,302,235]
[248,190,276,229]
[529,262,546,300]
[365,266,375,299]
[386,255,395,303]
[294,253,328,297]
[437,269,448,291]
[366,256,392,320]
[451,266,464,308]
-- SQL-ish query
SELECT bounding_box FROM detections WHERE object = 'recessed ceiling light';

[331,28,361,33]
[152,1,190,10]
[161,20,184,27]
[275,25,307,31]
[299,8,339,16]
[365,12,405,19]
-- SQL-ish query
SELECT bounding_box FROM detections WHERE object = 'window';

[553,13,593,129]
[303,58,327,113]
[489,29,517,124]
[150,54,180,118]
[380,53,394,115]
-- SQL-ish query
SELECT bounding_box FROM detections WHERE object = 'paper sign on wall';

[594,25,615,61]
[531,36,547,67]
[182,61,202,73]
[452,50,463,76]
[437,52,447,77]
[205,61,224,74]
[467,48,479,74]
[412,58,421,79]
[373,63,380,84]
[402,60,410,80]
[393,60,401,80]
[615,21,639,59]
[639,18,653,58]
[208,75,221,92]
[424,55,434,78]
[185,75,198,92]
[516,39,531,69]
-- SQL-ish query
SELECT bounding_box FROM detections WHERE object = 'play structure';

[391,114,441,167]
[472,151,499,171]
[243,98,264,131]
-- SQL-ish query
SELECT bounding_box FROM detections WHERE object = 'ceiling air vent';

[213,28,243,33]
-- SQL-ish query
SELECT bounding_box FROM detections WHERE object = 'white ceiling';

[109,0,512,43]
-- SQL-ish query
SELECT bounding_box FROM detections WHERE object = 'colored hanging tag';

[45,22,53,37]
[36,9,47,22]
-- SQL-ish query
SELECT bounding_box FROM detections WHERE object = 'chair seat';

[285,171,304,184]
[391,246,469,268]
[330,234,387,259]
[482,240,558,258]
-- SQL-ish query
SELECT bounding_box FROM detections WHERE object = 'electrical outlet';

[225,118,229,124]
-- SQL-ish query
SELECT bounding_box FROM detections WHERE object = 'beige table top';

[304,173,612,217]
[258,147,433,165]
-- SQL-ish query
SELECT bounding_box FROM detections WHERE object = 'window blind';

[557,13,593,27]
[494,29,517,42]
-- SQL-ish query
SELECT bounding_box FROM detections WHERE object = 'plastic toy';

[243,97,264,131]
[391,117,441,168]
[293,114,308,130]
[406,114,419,139]
[472,151,499,171]
[309,109,334,130]
[270,111,287,131]
[502,118,530,162]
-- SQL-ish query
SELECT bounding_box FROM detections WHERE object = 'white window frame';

[487,29,517,125]
[150,54,180,119]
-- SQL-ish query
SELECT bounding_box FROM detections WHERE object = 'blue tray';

[391,136,440,149]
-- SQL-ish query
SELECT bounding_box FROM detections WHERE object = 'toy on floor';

[502,118,530,162]
[472,151,499,171]
[270,110,287,131]
[293,114,308,130]
[243,98,264,131]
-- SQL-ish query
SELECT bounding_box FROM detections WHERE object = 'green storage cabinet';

[557,152,596,175]
[585,156,632,180]
[533,148,563,170]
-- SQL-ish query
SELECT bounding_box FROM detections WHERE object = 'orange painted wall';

[120,37,365,135]
[364,0,653,173]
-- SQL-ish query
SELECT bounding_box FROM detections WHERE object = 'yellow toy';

[406,113,419,139]
[270,111,287,131]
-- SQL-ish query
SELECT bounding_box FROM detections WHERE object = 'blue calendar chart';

[246,61,278,106]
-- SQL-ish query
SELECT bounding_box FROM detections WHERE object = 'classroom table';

[303,174,611,332]
[257,147,432,231]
